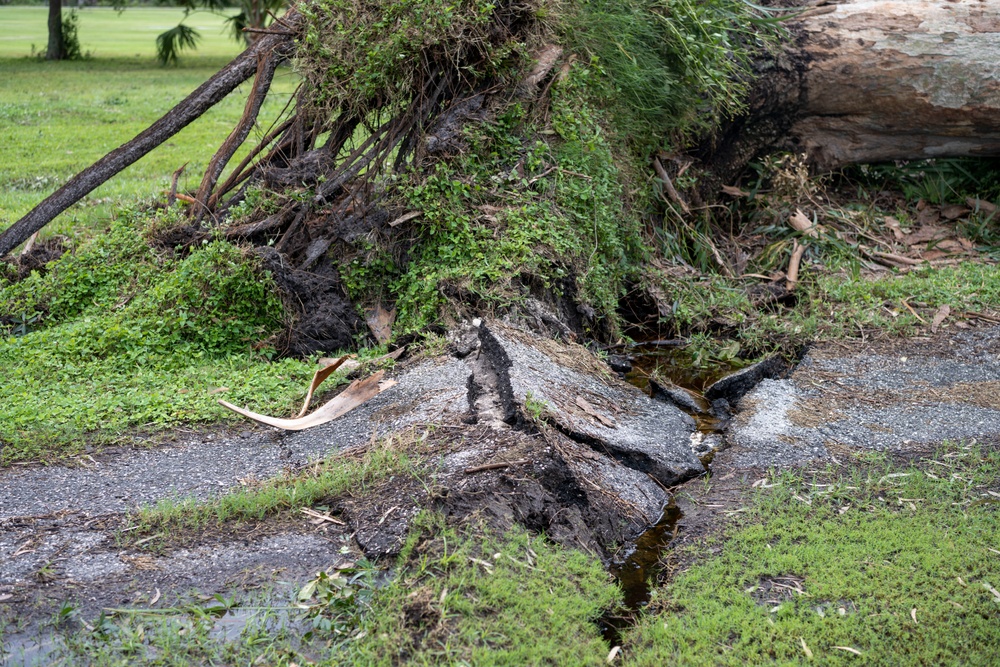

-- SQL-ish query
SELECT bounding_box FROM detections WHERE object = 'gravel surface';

[725,326,1000,468]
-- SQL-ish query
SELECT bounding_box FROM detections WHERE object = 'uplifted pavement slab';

[482,323,703,486]
[724,325,1000,468]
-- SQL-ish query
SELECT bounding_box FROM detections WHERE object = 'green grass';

[128,431,423,539]
[0,212,328,464]
[624,444,1000,666]
[0,7,298,241]
[649,261,1000,372]
[35,445,1000,665]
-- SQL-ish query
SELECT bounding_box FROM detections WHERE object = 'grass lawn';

[625,445,1000,666]
[34,442,999,666]
[0,6,298,240]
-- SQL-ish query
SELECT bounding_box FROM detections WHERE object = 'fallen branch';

[0,9,301,258]
[300,507,346,525]
[212,114,296,205]
[653,157,690,215]
[962,310,1000,324]
[167,162,187,207]
[464,459,531,474]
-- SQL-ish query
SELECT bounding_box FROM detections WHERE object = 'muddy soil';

[3,322,1000,662]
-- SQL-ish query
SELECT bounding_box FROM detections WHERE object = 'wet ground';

[2,322,999,663]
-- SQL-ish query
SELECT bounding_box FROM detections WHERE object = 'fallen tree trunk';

[703,0,1000,183]
[4,1,998,260]
[0,10,301,258]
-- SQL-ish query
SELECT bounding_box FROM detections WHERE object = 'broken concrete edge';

[331,320,711,562]
[703,351,797,404]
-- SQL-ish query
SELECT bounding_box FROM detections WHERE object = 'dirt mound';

[255,246,366,356]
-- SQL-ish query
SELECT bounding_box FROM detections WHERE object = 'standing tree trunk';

[46,0,65,61]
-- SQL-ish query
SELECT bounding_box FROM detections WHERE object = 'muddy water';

[625,346,739,394]
[600,350,731,644]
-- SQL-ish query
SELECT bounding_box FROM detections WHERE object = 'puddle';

[625,346,740,395]
[1,632,61,667]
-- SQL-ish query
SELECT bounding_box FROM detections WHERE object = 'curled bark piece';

[295,355,351,418]
[786,240,806,291]
[218,370,395,431]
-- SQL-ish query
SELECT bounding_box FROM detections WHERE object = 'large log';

[703,0,1000,182]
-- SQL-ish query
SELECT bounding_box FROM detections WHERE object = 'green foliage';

[340,514,619,665]
[155,24,200,66]
[297,0,525,119]
[345,69,643,334]
[651,261,1000,363]
[0,214,301,463]
[850,158,1000,206]
[298,562,378,640]
[626,444,1000,666]
[562,0,781,151]
[60,10,85,61]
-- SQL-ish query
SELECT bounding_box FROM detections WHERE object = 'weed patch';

[127,433,422,540]
[0,214,311,463]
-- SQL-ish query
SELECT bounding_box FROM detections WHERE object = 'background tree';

[45,0,64,60]
[156,0,287,65]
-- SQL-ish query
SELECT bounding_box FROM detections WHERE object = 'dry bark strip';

[0,10,301,258]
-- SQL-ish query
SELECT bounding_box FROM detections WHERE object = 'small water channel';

[600,344,737,644]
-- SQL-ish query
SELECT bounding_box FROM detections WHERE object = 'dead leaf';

[940,204,970,220]
[219,371,390,431]
[523,44,563,87]
[365,305,396,345]
[208,387,229,395]
[966,197,998,215]
[911,607,918,624]
[905,225,950,245]
[799,637,813,659]
[150,588,161,605]
[916,206,940,226]
[296,355,350,418]
[607,646,621,663]
[721,184,748,197]
[933,239,968,253]
[833,646,863,656]
[883,216,905,240]
[575,396,616,428]
[930,304,951,333]
[789,209,820,238]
